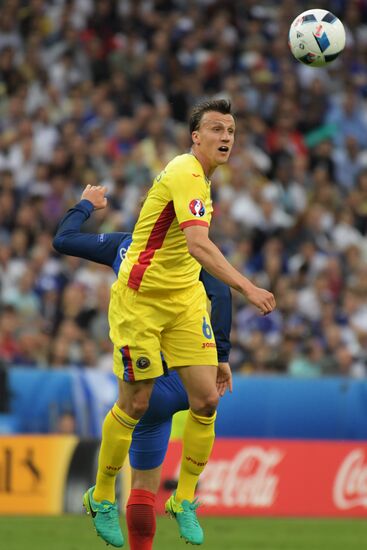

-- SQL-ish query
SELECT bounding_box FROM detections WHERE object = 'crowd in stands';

[1,0,367,378]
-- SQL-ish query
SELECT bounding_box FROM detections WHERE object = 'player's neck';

[190,147,215,178]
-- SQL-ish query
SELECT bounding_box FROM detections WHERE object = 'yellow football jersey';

[118,153,213,292]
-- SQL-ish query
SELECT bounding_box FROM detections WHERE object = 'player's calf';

[126,489,156,550]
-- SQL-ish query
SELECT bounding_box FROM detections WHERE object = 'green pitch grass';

[2,515,367,550]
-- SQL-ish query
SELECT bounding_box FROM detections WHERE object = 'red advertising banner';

[156,439,367,517]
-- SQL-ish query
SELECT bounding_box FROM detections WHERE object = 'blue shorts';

[129,370,188,470]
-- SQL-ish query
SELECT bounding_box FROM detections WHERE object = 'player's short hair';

[189,99,232,134]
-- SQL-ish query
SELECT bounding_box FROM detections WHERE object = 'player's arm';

[53,185,128,267]
[170,171,275,314]
[183,225,276,315]
[200,269,231,363]
[200,269,233,395]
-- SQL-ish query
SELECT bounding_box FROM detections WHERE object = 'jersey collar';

[188,150,211,185]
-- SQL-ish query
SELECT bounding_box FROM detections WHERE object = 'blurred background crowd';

[1,0,367,378]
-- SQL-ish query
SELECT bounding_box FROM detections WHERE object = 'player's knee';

[117,379,154,420]
[194,393,219,417]
[127,398,149,419]
[118,388,152,419]
[131,401,149,418]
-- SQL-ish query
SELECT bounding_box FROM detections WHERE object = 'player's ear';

[192,131,200,145]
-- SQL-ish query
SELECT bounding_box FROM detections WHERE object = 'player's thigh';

[109,281,164,381]
[129,418,172,471]
[176,364,218,405]
[130,465,163,494]
[162,282,218,369]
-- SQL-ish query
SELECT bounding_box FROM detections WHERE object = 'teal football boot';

[83,486,124,547]
[165,491,204,545]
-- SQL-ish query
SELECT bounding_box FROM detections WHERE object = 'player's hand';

[244,284,276,316]
[216,362,232,397]
[81,185,108,210]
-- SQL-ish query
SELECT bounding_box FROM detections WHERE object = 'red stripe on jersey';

[121,345,135,382]
[179,220,209,230]
[128,201,175,290]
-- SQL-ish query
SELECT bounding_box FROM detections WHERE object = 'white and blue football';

[289,9,346,67]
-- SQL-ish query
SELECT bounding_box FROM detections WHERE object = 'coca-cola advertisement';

[156,439,367,517]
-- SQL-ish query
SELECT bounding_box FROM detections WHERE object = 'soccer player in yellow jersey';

[83,99,276,547]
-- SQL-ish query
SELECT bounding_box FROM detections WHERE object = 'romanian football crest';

[136,357,150,369]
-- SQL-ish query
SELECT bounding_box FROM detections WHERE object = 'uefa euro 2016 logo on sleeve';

[189,199,205,217]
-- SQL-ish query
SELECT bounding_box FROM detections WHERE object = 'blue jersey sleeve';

[200,269,232,363]
[53,200,131,269]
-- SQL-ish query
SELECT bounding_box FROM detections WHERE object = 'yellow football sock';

[94,403,138,503]
[175,409,216,503]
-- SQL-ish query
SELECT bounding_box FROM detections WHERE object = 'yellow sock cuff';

[189,409,217,425]
[111,403,139,430]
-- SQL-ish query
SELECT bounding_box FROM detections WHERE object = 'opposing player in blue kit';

[53,184,232,549]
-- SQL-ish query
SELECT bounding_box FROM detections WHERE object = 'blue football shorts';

[129,370,189,470]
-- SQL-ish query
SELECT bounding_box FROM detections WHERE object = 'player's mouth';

[218,146,229,153]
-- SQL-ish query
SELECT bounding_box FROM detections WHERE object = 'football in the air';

[289,9,346,67]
